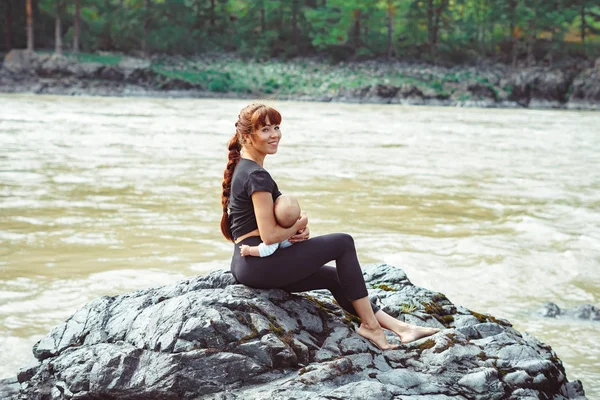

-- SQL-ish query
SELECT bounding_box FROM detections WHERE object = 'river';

[0,94,599,396]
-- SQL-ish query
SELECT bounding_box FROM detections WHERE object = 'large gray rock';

[36,54,73,77]
[569,60,600,107]
[507,68,575,106]
[2,49,45,75]
[3,264,588,399]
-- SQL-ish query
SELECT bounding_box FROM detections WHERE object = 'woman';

[221,103,439,350]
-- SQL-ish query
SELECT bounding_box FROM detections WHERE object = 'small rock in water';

[568,304,600,321]
[539,302,600,321]
[539,302,561,318]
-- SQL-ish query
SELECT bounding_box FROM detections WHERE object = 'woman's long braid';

[220,130,242,242]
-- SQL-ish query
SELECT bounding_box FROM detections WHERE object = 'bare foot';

[396,325,440,344]
[357,324,400,350]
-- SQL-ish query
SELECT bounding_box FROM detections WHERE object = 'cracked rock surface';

[4,264,588,399]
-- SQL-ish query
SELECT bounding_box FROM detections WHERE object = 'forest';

[1,0,599,66]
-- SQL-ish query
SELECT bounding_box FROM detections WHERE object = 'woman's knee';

[320,265,343,286]
[333,233,355,248]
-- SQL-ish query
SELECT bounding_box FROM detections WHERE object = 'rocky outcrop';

[2,264,587,400]
[0,50,199,96]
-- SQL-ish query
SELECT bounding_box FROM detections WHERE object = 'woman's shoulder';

[236,160,277,194]
[233,159,273,185]
[237,159,271,177]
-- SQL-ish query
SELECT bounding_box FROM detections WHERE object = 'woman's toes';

[357,325,396,350]
[400,326,440,344]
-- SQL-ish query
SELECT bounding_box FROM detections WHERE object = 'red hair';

[220,104,282,242]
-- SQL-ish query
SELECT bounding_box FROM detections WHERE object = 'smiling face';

[236,104,282,164]
[247,115,282,156]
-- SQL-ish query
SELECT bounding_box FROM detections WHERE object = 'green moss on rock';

[372,284,397,292]
[470,310,511,327]
[418,338,436,351]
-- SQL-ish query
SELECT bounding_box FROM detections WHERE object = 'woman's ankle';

[360,321,382,331]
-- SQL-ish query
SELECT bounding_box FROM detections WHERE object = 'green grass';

[69,52,123,65]
[152,66,205,83]
[401,303,417,313]
[146,58,451,98]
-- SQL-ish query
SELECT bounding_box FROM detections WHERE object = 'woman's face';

[247,116,281,156]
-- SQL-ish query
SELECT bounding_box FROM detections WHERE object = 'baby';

[239,194,301,257]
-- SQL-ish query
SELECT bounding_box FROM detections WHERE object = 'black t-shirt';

[229,158,282,240]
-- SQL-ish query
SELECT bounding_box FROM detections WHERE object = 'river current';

[0,94,599,396]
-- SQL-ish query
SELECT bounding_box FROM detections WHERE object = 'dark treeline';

[1,0,599,65]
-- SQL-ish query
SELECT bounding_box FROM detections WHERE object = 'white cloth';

[258,239,292,257]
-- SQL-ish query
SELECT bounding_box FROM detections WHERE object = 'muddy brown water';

[1,94,599,396]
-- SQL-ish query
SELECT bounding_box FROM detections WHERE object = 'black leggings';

[230,233,380,317]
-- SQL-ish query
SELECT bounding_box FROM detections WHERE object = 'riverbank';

[1,50,599,110]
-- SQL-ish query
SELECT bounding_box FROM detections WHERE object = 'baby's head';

[274,195,301,228]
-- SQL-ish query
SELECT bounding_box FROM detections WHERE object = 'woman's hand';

[289,213,310,244]
[289,227,310,243]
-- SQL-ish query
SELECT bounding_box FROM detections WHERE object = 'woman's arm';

[252,192,307,245]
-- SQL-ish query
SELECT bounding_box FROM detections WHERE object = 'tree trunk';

[352,9,361,51]
[387,0,394,58]
[510,0,518,67]
[210,0,215,27]
[426,0,448,57]
[547,0,560,65]
[432,0,447,49]
[55,0,62,55]
[426,0,433,52]
[580,2,586,45]
[292,0,301,55]
[479,0,486,58]
[260,2,266,33]
[26,0,34,51]
[73,0,80,53]
[4,0,13,51]
[142,0,150,58]
[526,34,534,66]
[278,4,283,31]
[526,8,536,67]
[476,0,481,55]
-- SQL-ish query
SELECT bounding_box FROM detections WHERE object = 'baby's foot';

[357,324,400,350]
[397,326,440,344]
